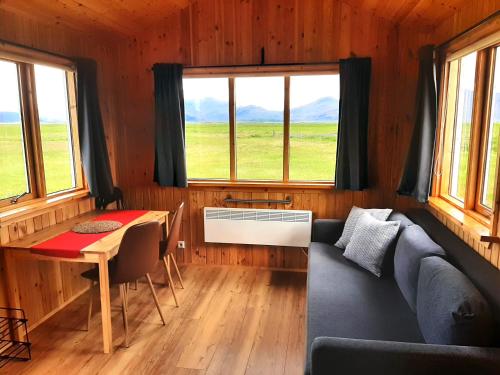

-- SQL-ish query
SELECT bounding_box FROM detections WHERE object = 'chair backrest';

[162,202,184,257]
[96,187,125,210]
[112,221,160,284]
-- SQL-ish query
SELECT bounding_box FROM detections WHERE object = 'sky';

[34,64,70,122]
[183,74,340,111]
[0,60,22,113]
[0,60,70,122]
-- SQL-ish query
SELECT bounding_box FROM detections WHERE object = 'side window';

[34,64,78,194]
[0,52,83,208]
[0,60,31,202]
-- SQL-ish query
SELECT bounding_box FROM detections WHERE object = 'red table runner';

[31,210,149,258]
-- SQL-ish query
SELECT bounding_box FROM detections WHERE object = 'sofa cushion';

[306,242,424,374]
[343,213,400,277]
[394,225,446,311]
[335,206,392,249]
[407,209,500,344]
[381,212,414,276]
[417,256,494,346]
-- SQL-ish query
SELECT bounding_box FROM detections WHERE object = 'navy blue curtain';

[335,57,372,190]
[75,58,114,200]
[397,45,437,203]
[152,64,187,188]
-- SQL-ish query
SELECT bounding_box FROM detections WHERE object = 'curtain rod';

[436,10,500,51]
[0,38,74,63]
[150,61,342,70]
[182,61,341,69]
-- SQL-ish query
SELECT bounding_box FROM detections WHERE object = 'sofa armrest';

[311,219,344,244]
[311,337,500,375]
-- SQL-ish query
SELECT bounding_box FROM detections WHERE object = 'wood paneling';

[0,8,120,327]
[0,196,95,329]
[0,0,480,38]
[114,0,402,270]
[0,9,120,183]
[123,185,365,270]
[0,0,190,37]
[345,0,472,29]
[114,0,500,271]
[393,0,500,269]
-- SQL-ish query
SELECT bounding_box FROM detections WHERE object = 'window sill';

[428,196,490,241]
[188,180,335,190]
[0,189,90,224]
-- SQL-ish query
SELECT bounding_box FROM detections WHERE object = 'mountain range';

[1,92,500,124]
[185,97,340,122]
[0,112,67,123]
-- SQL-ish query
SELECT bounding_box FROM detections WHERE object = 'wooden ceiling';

[344,0,469,28]
[0,0,473,38]
[0,0,191,37]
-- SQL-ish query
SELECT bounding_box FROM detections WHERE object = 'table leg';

[98,254,112,353]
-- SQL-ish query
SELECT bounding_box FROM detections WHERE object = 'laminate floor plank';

[3,265,306,375]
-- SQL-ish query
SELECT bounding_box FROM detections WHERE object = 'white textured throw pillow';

[343,213,400,277]
[335,206,392,249]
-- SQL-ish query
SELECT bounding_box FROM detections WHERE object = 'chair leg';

[145,273,166,325]
[86,282,94,331]
[119,284,129,347]
[162,257,179,307]
[169,253,184,289]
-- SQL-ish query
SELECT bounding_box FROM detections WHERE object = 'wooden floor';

[4,265,307,375]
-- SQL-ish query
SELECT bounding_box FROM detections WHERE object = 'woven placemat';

[72,220,123,234]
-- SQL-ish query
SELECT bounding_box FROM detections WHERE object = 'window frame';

[433,36,500,225]
[183,64,339,187]
[0,46,84,209]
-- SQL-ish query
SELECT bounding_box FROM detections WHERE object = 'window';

[183,68,340,184]
[435,41,500,219]
[480,47,500,209]
[289,75,339,181]
[184,77,230,179]
[35,64,78,194]
[0,51,82,208]
[0,60,31,202]
[235,76,284,180]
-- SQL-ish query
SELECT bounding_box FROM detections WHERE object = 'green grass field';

[0,123,74,199]
[454,122,499,207]
[186,122,338,181]
[1,121,499,206]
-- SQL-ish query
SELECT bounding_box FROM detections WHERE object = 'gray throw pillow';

[343,213,400,277]
[335,206,392,249]
[417,256,494,346]
[394,225,446,312]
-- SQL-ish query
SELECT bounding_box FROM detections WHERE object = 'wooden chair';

[159,202,185,307]
[82,221,166,347]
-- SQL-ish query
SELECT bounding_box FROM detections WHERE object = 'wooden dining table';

[1,209,169,354]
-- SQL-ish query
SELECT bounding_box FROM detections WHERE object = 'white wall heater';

[204,207,312,247]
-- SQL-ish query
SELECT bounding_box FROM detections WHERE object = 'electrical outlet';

[177,241,185,249]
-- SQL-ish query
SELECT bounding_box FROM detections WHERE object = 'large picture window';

[183,68,340,184]
[0,52,82,208]
[435,41,500,220]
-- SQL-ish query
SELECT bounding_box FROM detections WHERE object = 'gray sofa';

[306,209,500,375]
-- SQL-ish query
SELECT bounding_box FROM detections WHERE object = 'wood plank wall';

[394,0,500,270]
[0,197,95,329]
[0,9,121,326]
[427,0,500,270]
[115,0,412,270]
